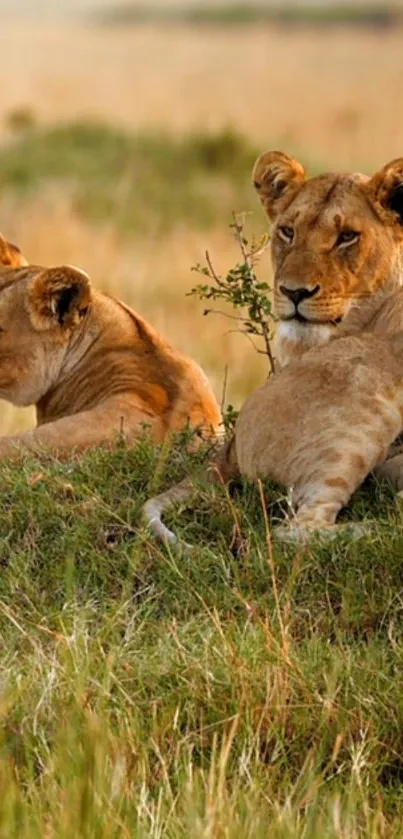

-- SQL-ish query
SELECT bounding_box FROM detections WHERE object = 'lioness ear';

[367,158,403,226]
[27,266,91,330]
[0,234,28,267]
[252,150,306,221]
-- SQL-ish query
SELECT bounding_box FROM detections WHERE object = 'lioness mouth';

[282,313,344,326]
[294,311,309,324]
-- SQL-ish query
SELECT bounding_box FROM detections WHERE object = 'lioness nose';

[279,284,320,305]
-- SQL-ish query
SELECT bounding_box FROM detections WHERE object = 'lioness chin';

[0,235,221,459]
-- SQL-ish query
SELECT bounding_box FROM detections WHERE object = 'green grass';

[0,433,402,834]
[97,3,403,29]
[0,121,259,236]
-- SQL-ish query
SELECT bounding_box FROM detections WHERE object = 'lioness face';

[0,244,91,406]
[253,151,403,366]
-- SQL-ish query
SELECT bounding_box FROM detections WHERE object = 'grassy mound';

[0,434,402,835]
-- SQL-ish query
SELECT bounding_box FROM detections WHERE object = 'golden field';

[0,20,402,434]
[1,23,403,163]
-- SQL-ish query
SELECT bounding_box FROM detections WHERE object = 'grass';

[3,21,403,169]
[98,3,403,28]
[5,22,403,171]
[0,433,402,834]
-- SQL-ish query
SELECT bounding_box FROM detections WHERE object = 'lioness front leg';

[0,401,164,460]
[274,465,375,544]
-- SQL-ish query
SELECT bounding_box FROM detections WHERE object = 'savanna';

[0,7,402,837]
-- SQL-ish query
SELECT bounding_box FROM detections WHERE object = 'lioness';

[252,150,403,488]
[142,153,403,542]
[0,236,221,458]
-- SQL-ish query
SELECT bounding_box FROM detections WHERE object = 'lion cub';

[143,330,403,544]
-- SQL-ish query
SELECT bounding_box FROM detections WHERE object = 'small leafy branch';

[188,213,276,377]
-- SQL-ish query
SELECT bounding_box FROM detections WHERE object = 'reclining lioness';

[0,236,221,458]
[143,152,403,543]
[143,330,403,544]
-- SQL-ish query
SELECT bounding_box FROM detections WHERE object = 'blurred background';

[0,0,402,433]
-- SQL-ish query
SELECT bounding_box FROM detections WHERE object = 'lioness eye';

[277,225,294,244]
[336,230,359,247]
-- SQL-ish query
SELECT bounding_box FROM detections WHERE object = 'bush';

[0,121,258,235]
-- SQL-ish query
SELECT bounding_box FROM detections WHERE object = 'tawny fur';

[234,334,403,537]
[0,236,221,459]
[143,332,403,544]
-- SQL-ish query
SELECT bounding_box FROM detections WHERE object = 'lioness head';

[0,242,91,406]
[253,151,403,366]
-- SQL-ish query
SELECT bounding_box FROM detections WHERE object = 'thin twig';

[232,212,276,376]
[225,328,263,356]
[205,249,226,289]
[220,365,229,414]
[203,309,246,322]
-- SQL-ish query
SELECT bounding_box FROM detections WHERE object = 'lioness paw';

[274,520,373,544]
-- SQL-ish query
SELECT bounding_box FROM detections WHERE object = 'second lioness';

[253,150,403,487]
[0,238,221,458]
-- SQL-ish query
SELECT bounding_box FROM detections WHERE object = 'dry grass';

[1,23,403,166]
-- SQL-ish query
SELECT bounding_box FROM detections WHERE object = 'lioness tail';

[142,477,195,546]
[142,436,239,547]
